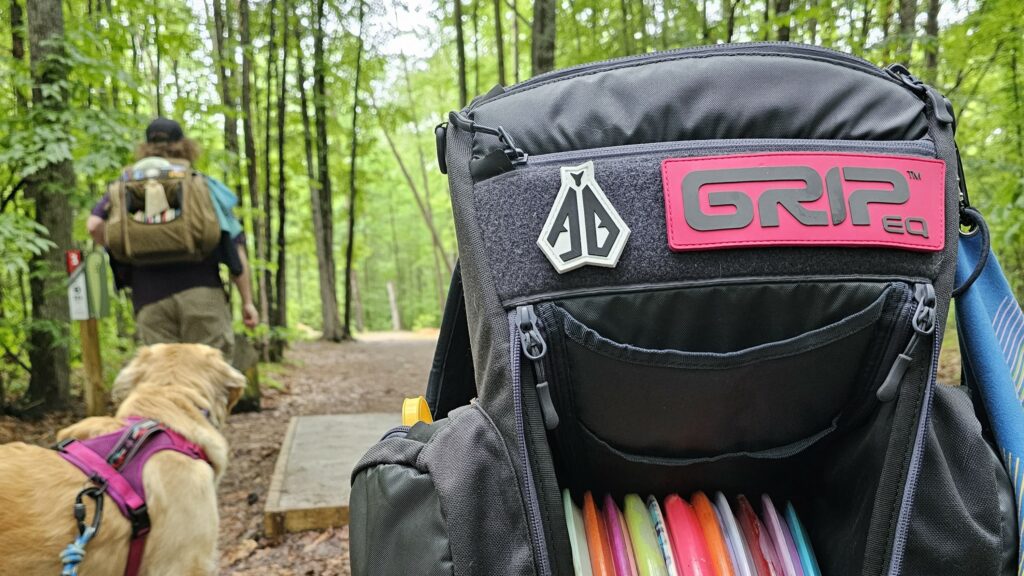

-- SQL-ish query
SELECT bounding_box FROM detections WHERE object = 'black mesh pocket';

[899,384,1017,575]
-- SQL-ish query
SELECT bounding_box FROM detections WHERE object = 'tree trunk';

[897,0,917,65]
[619,0,632,55]
[271,0,289,362]
[386,281,402,332]
[312,0,343,342]
[807,0,818,44]
[531,0,556,75]
[153,12,163,116]
[1011,48,1024,200]
[472,0,480,95]
[724,0,737,43]
[400,56,447,315]
[24,0,74,412]
[763,0,772,41]
[342,0,366,340]
[454,0,468,107]
[11,0,27,110]
[239,0,268,354]
[776,0,791,42]
[211,0,240,195]
[512,0,520,83]
[387,185,404,320]
[377,116,454,275]
[351,271,364,332]
[493,0,506,85]
[880,0,893,60]
[263,0,279,337]
[923,0,940,82]
[701,0,709,42]
[857,0,872,53]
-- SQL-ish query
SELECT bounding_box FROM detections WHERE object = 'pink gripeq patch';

[661,152,946,252]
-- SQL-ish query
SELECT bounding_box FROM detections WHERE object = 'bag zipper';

[446,49,952,177]
[876,283,937,402]
[884,64,954,125]
[509,311,553,575]
[886,284,940,576]
[524,138,937,169]
[517,305,560,430]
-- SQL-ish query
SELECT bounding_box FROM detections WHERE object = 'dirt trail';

[218,334,436,575]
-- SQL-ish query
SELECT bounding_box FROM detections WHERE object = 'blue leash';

[60,486,105,576]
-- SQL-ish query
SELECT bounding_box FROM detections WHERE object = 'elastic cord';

[952,207,989,298]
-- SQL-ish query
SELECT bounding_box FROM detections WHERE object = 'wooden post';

[386,281,401,332]
[79,318,105,416]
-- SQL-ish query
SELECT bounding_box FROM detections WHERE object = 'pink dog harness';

[55,418,209,576]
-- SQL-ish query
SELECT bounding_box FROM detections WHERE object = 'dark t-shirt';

[92,192,242,311]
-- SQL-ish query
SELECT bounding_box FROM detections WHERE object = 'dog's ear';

[112,346,156,403]
[224,365,246,411]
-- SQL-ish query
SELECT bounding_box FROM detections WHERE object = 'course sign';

[66,250,110,320]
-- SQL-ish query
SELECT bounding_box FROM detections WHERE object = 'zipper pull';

[449,111,528,180]
[517,305,560,430]
[885,64,954,125]
[878,284,937,402]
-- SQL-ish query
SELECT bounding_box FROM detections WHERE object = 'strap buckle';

[128,504,151,538]
[55,438,76,452]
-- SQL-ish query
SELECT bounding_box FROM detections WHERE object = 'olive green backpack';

[105,158,221,265]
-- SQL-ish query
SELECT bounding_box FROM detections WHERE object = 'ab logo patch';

[538,161,630,274]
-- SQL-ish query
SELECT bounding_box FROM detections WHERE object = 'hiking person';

[86,118,258,360]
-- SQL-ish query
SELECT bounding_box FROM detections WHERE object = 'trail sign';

[66,250,110,319]
[67,265,89,321]
[67,249,109,416]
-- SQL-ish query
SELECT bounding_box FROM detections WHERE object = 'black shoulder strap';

[425,262,477,419]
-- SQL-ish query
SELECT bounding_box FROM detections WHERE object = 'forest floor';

[0,332,437,576]
[0,328,965,575]
[217,333,436,575]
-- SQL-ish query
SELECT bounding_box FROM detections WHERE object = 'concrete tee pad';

[264,413,398,536]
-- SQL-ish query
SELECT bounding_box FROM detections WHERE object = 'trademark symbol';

[907,170,921,180]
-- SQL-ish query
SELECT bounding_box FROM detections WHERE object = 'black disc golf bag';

[350,43,1018,576]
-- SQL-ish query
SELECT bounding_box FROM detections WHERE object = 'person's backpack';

[105,158,221,265]
[350,43,1018,576]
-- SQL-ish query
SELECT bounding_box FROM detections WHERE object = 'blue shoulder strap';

[955,225,1024,571]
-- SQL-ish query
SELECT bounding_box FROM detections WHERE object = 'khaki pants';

[135,286,234,361]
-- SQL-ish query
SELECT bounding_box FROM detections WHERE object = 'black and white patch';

[537,161,630,274]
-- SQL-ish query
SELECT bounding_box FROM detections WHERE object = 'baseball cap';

[145,118,185,144]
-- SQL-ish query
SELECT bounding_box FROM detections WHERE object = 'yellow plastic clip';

[402,396,434,426]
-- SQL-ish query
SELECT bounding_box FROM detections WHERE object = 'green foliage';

[0,213,55,275]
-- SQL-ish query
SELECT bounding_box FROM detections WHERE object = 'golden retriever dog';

[0,343,245,576]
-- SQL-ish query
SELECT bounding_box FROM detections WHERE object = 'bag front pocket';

[529,281,918,488]
[349,404,537,576]
[552,283,891,460]
[514,280,937,576]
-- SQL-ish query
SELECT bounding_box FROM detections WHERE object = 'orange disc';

[693,491,734,576]
[584,491,616,576]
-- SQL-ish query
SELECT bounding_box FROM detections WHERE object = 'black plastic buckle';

[54,438,76,451]
[129,504,151,538]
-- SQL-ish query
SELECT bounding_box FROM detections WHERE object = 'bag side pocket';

[350,404,537,576]
[899,384,1017,575]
